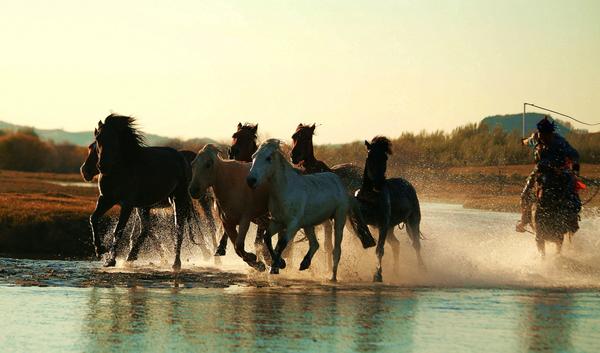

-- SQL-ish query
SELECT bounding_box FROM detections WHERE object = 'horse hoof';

[299,258,311,271]
[362,237,376,249]
[95,246,107,259]
[172,259,182,272]
[277,258,287,269]
[373,273,383,282]
[254,261,266,272]
[103,258,116,267]
[329,276,337,282]
[214,247,226,256]
[244,253,258,263]
[270,267,279,275]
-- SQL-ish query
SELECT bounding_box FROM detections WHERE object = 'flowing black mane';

[101,114,146,151]
[369,136,393,155]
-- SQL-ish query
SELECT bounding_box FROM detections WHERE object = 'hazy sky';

[1,0,599,144]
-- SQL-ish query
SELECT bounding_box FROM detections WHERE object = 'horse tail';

[347,196,376,248]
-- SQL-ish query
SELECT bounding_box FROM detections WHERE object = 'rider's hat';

[537,116,556,133]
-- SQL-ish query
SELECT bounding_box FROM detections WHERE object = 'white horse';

[246,139,374,281]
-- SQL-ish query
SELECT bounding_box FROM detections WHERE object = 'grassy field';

[0,170,98,258]
[0,165,598,258]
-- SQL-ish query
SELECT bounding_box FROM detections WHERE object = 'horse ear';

[237,122,242,130]
[252,124,258,133]
[310,124,316,132]
[297,123,303,128]
[94,128,98,136]
[98,120,103,128]
[365,140,371,150]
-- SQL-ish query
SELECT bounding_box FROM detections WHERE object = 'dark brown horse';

[89,114,201,270]
[290,123,364,270]
[81,141,217,263]
[214,123,268,257]
[357,136,424,282]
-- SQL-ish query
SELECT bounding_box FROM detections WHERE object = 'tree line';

[1,122,599,174]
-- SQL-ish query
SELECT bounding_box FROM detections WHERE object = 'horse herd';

[81,114,424,282]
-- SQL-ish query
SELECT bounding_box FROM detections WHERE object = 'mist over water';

[110,202,600,289]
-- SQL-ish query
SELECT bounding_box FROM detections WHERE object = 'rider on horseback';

[516,116,581,233]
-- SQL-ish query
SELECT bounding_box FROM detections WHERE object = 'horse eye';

[205,160,212,169]
[266,156,272,162]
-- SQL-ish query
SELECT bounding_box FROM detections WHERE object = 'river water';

[1,203,600,352]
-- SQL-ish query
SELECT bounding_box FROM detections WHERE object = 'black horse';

[356,136,424,282]
[81,141,217,264]
[90,114,200,270]
[532,166,579,255]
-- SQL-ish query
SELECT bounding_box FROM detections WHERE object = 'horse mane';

[201,143,223,159]
[238,123,258,138]
[369,136,393,155]
[102,114,146,149]
[293,123,316,139]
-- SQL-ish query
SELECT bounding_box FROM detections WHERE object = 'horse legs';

[271,222,299,275]
[536,236,546,257]
[299,226,319,271]
[234,218,266,272]
[406,217,425,270]
[373,224,388,282]
[105,205,134,267]
[215,232,229,256]
[90,196,115,259]
[126,208,152,263]
[331,211,346,282]
[322,220,333,272]
[385,229,400,271]
[172,196,192,271]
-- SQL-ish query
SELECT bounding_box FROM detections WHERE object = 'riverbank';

[0,166,598,258]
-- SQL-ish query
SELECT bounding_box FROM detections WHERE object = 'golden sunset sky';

[1,0,599,143]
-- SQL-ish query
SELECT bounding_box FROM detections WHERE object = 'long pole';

[523,102,527,137]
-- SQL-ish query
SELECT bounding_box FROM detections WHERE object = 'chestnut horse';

[213,123,267,256]
[189,144,268,271]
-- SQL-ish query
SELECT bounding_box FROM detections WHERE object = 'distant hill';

[0,120,217,146]
[481,113,582,135]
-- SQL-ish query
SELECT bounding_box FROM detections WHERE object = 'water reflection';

[81,286,422,352]
[521,291,574,353]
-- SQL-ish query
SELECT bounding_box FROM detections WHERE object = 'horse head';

[94,114,145,174]
[291,123,316,165]
[189,144,221,198]
[364,136,392,191]
[247,139,284,189]
[80,141,100,182]
[229,122,258,162]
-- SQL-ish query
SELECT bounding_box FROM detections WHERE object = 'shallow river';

[1,203,600,352]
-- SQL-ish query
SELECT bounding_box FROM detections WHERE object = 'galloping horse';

[81,141,217,263]
[91,114,199,270]
[291,123,365,270]
[247,139,375,281]
[357,136,424,282]
[532,166,578,255]
[189,144,267,271]
[213,123,267,256]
